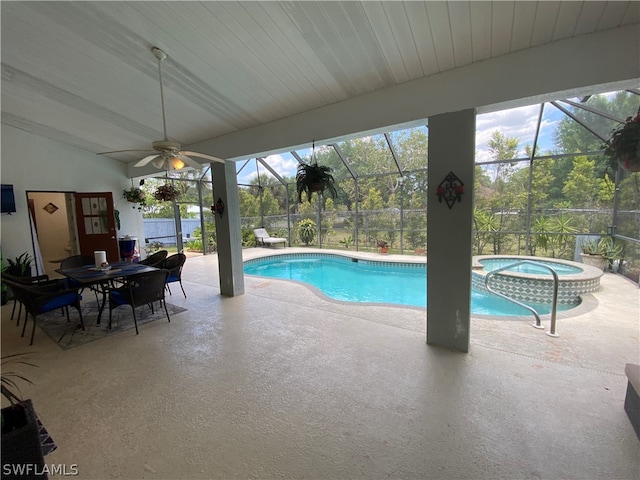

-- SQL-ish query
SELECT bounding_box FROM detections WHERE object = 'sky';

[235,92,616,186]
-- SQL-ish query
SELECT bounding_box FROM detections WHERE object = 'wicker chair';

[59,254,101,303]
[161,253,187,298]
[3,277,84,345]
[108,269,170,335]
[2,273,58,325]
[59,255,94,269]
[139,250,168,267]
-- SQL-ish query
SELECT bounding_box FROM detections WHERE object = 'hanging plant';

[295,140,337,203]
[603,110,640,173]
[154,183,181,202]
[123,186,146,210]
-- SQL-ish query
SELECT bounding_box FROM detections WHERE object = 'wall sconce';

[211,197,225,217]
[436,171,464,210]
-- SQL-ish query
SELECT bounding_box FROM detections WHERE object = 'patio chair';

[107,269,170,335]
[59,255,94,269]
[161,253,187,298]
[59,254,101,304]
[3,277,84,345]
[2,273,58,326]
[253,228,287,248]
[139,250,168,267]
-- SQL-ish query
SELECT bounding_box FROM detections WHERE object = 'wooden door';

[74,192,119,263]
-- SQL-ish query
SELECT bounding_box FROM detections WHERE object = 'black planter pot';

[1,400,47,479]
[4,266,32,277]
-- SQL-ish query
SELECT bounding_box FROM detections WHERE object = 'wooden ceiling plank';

[552,2,583,41]
[530,2,561,47]
[447,1,473,67]
[490,1,514,57]
[360,1,408,84]
[326,2,391,91]
[404,1,438,76]
[599,1,636,29]
[574,1,607,36]
[469,1,492,63]
[425,1,456,72]
[511,2,537,52]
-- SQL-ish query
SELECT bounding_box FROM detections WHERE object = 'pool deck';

[1,246,638,479]
[239,247,638,375]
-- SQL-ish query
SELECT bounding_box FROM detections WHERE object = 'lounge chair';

[253,228,287,248]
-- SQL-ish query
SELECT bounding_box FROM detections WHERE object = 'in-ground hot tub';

[472,255,604,305]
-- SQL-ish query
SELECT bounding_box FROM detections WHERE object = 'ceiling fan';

[98,47,224,171]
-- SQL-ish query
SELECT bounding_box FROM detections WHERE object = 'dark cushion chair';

[108,269,170,335]
[3,277,84,346]
[59,255,94,269]
[59,254,101,304]
[3,273,57,326]
[161,253,187,298]
[139,250,168,267]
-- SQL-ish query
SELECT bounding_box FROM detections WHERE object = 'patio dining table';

[56,261,160,324]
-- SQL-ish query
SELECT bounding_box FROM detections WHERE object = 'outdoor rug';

[33,300,187,350]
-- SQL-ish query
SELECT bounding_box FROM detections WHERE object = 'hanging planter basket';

[123,186,146,210]
[604,109,640,173]
[295,140,337,203]
[618,156,640,173]
[154,184,180,202]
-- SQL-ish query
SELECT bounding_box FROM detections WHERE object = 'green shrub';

[297,219,317,246]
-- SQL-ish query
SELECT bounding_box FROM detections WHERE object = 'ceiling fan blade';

[135,154,161,167]
[97,149,155,156]
[177,154,203,170]
[181,151,225,163]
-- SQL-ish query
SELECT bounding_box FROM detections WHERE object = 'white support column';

[426,109,475,352]
[212,160,244,296]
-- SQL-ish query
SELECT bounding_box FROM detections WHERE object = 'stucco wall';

[0,125,145,271]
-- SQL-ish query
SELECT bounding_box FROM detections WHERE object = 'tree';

[562,156,602,208]
[488,130,520,187]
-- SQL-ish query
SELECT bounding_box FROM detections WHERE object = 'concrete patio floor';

[1,247,639,479]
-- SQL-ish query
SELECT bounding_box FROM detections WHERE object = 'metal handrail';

[484,260,560,337]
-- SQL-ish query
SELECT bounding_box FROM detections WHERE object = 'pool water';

[479,258,582,275]
[244,255,576,316]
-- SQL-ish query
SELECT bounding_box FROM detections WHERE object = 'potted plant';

[603,111,640,172]
[580,237,622,271]
[296,141,337,203]
[123,186,146,210]
[376,239,389,254]
[1,353,54,476]
[154,183,180,202]
[5,252,33,277]
[297,219,317,246]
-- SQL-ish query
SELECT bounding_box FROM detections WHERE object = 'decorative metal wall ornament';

[212,197,225,217]
[436,171,464,210]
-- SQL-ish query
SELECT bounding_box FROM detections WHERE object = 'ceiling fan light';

[170,156,185,170]
[152,157,165,169]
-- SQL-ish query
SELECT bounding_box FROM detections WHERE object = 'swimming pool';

[244,253,577,316]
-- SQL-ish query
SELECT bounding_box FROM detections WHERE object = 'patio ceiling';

[2,1,638,177]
